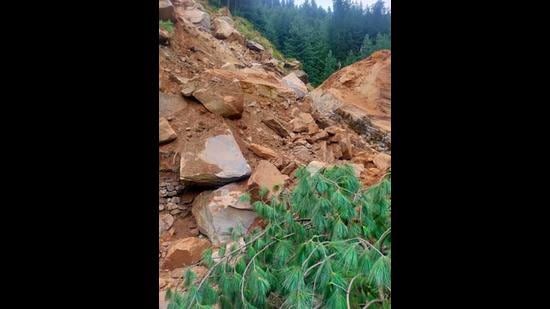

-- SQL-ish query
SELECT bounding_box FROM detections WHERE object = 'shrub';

[167,165,391,308]
[159,20,174,34]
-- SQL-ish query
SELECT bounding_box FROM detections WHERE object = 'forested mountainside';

[207,0,391,85]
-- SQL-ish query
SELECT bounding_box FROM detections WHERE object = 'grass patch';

[159,20,174,34]
[233,16,285,61]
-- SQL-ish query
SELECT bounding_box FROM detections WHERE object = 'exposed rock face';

[162,237,211,270]
[282,72,308,99]
[159,117,177,144]
[180,127,251,186]
[290,112,319,134]
[246,40,265,52]
[159,0,175,21]
[310,50,391,145]
[247,160,288,200]
[192,181,257,246]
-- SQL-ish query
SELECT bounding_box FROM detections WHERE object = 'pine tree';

[322,50,338,81]
[167,165,392,308]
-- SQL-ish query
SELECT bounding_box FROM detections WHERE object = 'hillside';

[158,1,391,308]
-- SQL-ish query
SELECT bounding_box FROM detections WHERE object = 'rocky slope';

[158,1,391,307]
[310,50,391,151]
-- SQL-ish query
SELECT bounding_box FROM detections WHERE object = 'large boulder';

[159,0,175,21]
[247,160,288,200]
[192,181,257,246]
[159,117,177,144]
[162,237,211,270]
[190,70,244,118]
[282,72,308,99]
[213,18,244,44]
[177,7,211,29]
[180,127,251,186]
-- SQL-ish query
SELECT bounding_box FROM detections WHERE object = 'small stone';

[249,143,278,160]
[186,127,191,131]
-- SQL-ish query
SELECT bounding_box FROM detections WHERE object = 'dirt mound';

[310,50,391,133]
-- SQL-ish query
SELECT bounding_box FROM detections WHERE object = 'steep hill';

[158,1,391,307]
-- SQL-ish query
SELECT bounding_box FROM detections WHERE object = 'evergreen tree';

[209,0,391,91]
[322,50,338,82]
[167,165,392,308]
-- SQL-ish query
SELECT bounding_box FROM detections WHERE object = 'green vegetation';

[208,0,391,86]
[159,20,174,34]
[233,16,285,61]
[167,165,391,308]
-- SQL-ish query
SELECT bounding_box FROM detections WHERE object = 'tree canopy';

[209,0,391,86]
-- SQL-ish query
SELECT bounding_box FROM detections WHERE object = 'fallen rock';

[306,161,328,175]
[339,134,353,160]
[159,117,177,144]
[281,161,298,175]
[306,130,329,143]
[162,237,211,270]
[159,213,175,235]
[325,125,347,136]
[249,143,278,160]
[329,143,343,159]
[282,72,308,99]
[191,70,244,118]
[293,70,309,84]
[192,182,257,246]
[284,60,301,70]
[213,18,243,43]
[180,127,251,186]
[159,0,175,21]
[290,112,319,134]
[373,153,391,171]
[318,141,335,163]
[221,62,245,71]
[177,7,211,29]
[248,160,288,200]
[159,29,172,46]
[159,92,188,119]
[181,85,195,97]
[262,117,291,138]
[246,40,265,52]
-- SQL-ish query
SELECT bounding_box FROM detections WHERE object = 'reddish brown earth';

[310,50,391,132]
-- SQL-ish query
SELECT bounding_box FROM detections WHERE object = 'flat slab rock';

[192,181,257,246]
[180,125,251,186]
